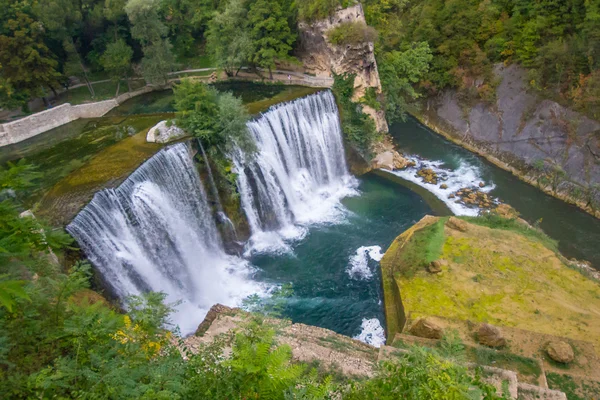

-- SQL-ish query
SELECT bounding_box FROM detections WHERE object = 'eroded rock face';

[410,318,444,339]
[546,341,575,364]
[477,323,507,348]
[146,120,186,143]
[297,4,388,132]
[427,63,600,203]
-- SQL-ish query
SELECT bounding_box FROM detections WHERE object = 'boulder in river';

[147,120,186,144]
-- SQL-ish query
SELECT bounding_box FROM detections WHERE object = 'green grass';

[462,214,559,253]
[545,372,600,400]
[468,347,542,379]
[60,80,144,105]
[395,219,446,278]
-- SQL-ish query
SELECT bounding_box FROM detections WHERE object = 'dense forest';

[1,0,598,118]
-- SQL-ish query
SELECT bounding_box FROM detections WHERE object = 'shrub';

[327,21,378,46]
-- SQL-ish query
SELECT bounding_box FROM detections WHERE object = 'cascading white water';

[67,143,261,335]
[233,90,357,253]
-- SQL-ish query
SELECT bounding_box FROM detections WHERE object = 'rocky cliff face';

[297,4,388,133]
[417,64,600,212]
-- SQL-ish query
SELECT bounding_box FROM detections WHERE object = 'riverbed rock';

[146,120,186,143]
[479,182,486,188]
[447,216,468,232]
[477,323,507,348]
[440,183,448,189]
[546,341,575,364]
[410,318,444,339]
[428,259,447,274]
[417,168,438,184]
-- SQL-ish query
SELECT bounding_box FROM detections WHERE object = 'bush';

[343,345,507,399]
[332,73,381,157]
[327,21,378,46]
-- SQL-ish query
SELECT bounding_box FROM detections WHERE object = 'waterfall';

[233,91,357,253]
[67,143,261,335]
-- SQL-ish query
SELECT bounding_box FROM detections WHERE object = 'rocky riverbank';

[411,63,600,219]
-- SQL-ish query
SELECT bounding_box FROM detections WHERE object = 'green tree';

[206,0,252,77]
[125,0,175,85]
[379,42,433,122]
[247,0,296,79]
[100,38,134,94]
[0,3,61,110]
[173,79,220,142]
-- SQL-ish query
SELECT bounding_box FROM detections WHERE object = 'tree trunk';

[115,80,121,97]
[48,84,58,98]
[42,96,49,107]
[235,66,243,76]
[269,67,273,80]
[126,75,132,92]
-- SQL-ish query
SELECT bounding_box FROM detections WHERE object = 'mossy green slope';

[381,216,600,349]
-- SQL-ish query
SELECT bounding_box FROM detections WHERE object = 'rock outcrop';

[146,120,186,143]
[297,4,388,133]
[416,63,600,214]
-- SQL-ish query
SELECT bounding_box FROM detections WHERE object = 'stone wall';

[0,85,160,147]
[416,63,600,212]
[297,4,388,132]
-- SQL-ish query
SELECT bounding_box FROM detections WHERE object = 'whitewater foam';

[347,246,384,280]
[68,144,265,335]
[386,156,497,216]
[233,91,358,255]
[354,318,386,347]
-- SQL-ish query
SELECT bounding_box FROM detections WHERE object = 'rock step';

[517,383,567,400]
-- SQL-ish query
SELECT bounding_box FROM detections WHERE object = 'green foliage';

[140,38,176,84]
[364,0,600,115]
[100,39,134,84]
[0,0,61,109]
[462,214,559,254]
[297,0,344,22]
[327,21,378,46]
[378,42,432,122]
[0,276,29,312]
[344,344,508,399]
[247,0,297,77]
[174,79,254,156]
[206,0,252,77]
[332,73,380,157]
[395,219,445,278]
[469,346,542,379]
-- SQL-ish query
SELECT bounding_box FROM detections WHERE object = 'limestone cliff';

[414,64,600,215]
[297,4,388,133]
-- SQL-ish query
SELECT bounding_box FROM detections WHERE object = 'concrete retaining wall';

[0,85,158,147]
